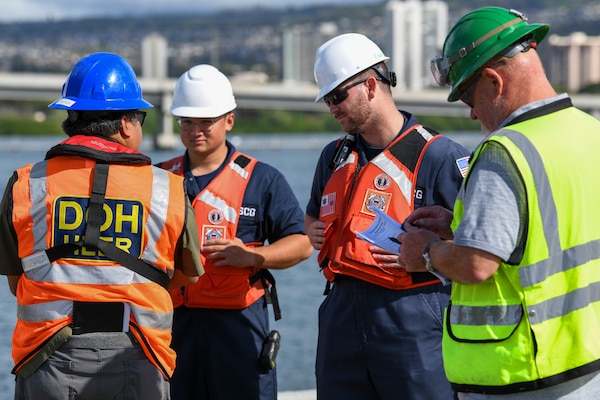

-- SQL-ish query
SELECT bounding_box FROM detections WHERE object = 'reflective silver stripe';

[18,300,171,331]
[18,300,72,322]
[25,262,155,285]
[369,126,433,204]
[415,125,435,141]
[198,190,238,223]
[371,154,412,204]
[142,168,170,265]
[502,130,561,256]
[526,280,600,325]
[520,239,600,286]
[450,303,523,326]
[131,304,172,331]
[452,129,600,328]
[505,130,600,286]
[29,161,49,253]
[502,130,597,325]
[21,251,51,273]
[229,159,249,179]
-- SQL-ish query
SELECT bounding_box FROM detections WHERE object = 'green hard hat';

[432,7,549,102]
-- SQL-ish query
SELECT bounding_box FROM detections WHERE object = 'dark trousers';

[316,278,455,400]
[170,298,276,400]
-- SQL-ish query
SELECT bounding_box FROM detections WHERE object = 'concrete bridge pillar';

[155,91,179,149]
[142,33,179,150]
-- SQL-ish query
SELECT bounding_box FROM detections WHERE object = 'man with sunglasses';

[304,33,470,399]
[0,52,204,400]
[398,7,600,398]
[156,64,313,400]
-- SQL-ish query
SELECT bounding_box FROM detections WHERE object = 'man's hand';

[203,237,264,268]
[396,226,440,272]
[305,218,326,250]
[403,205,454,240]
[370,246,403,268]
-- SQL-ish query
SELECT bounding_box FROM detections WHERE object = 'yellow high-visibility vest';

[446,105,600,394]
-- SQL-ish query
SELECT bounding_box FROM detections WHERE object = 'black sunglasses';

[132,111,147,127]
[324,79,369,107]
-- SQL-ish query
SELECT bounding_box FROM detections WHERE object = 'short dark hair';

[61,110,135,137]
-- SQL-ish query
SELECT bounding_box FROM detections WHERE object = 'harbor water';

[0,132,482,397]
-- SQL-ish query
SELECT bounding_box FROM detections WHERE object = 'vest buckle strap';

[71,301,129,335]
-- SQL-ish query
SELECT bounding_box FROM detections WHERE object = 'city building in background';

[280,0,448,90]
[384,0,448,90]
[278,1,600,94]
[283,23,339,84]
[544,32,600,92]
[1,1,600,95]
[142,33,168,80]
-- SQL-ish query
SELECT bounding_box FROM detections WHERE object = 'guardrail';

[1,72,599,147]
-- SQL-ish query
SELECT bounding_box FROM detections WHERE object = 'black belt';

[411,271,440,284]
[71,301,127,335]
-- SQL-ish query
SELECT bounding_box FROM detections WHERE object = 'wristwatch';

[422,242,436,273]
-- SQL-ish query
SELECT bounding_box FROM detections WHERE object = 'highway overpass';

[1,71,600,148]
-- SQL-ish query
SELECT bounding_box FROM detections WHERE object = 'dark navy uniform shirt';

[306,110,471,219]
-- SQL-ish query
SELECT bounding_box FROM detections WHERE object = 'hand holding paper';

[356,206,451,285]
[355,206,405,256]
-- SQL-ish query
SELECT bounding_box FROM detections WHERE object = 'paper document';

[356,206,452,285]
[355,206,405,256]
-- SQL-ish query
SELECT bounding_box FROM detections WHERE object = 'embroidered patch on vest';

[321,193,336,217]
[374,173,391,190]
[203,225,225,243]
[361,189,392,215]
[208,209,224,224]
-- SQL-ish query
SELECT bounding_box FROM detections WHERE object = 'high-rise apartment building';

[385,0,448,91]
[544,32,600,92]
[142,33,168,79]
[283,23,339,84]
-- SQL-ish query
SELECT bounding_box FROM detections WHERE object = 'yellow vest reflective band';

[446,106,600,393]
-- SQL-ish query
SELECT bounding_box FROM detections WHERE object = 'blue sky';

[2,0,382,23]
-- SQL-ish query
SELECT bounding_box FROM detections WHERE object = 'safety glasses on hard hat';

[430,10,526,87]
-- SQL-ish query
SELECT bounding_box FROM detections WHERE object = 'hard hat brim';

[48,97,154,110]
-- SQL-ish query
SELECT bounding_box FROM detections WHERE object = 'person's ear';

[224,112,235,132]
[481,66,504,97]
[365,75,380,100]
[120,114,134,139]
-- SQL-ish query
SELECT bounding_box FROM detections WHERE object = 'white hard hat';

[170,64,237,118]
[314,33,389,102]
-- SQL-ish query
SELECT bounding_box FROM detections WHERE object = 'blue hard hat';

[49,52,153,110]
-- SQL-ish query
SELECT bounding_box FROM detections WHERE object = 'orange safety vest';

[318,125,441,289]
[160,152,269,310]
[11,135,186,379]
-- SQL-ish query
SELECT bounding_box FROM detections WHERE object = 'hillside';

[0,1,597,78]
